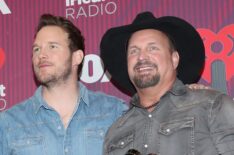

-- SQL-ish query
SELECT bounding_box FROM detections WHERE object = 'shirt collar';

[33,86,47,114]
[79,82,90,106]
[33,82,90,114]
[168,78,187,96]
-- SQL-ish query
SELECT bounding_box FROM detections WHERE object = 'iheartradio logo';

[0,48,6,69]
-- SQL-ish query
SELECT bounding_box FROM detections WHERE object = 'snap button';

[120,141,125,145]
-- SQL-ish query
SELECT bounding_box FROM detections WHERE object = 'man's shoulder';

[82,89,128,117]
[175,88,233,109]
[0,97,34,123]
[87,89,127,105]
[80,83,127,105]
[6,96,33,110]
[188,88,226,100]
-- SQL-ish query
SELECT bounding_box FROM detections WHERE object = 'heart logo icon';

[0,48,6,69]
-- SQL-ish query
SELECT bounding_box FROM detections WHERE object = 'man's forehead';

[36,26,68,38]
[34,26,69,44]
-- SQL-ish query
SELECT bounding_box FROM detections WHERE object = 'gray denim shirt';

[103,79,234,155]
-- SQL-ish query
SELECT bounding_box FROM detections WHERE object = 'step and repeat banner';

[0,0,234,111]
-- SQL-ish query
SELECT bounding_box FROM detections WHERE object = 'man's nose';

[38,48,48,59]
[138,50,149,61]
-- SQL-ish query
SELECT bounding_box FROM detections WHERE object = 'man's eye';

[128,49,139,55]
[49,45,57,49]
[148,46,158,51]
[32,47,40,53]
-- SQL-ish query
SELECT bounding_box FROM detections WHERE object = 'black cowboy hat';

[100,11,205,96]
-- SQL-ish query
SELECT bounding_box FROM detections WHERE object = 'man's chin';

[36,77,52,84]
[133,75,160,89]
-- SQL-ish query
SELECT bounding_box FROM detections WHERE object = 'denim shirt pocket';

[107,130,135,154]
[85,128,106,155]
[86,128,106,139]
[10,136,46,155]
[158,117,195,155]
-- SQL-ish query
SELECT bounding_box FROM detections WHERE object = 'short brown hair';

[36,14,85,52]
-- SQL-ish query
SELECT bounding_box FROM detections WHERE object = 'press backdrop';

[0,0,234,111]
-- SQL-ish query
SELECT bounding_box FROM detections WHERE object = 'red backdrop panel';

[0,0,234,110]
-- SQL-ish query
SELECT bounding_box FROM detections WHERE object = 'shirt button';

[120,141,125,145]
[148,114,152,118]
[64,148,69,153]
[57,126,62,130]
[166,128,170,133]
[100,131,104,136]
[144,144,148,148]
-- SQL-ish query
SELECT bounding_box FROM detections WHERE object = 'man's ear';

[172,51,179,69]
[72,50,84,66]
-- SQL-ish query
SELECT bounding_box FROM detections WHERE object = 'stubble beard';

[34,57,73,87]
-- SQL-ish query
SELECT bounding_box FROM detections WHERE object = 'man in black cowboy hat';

[101,11,234,155]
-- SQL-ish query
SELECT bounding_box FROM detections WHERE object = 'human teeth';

[138,66,152,71]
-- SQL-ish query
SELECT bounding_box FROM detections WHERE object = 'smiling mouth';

[135,64,156,73]
[136,66,154,71]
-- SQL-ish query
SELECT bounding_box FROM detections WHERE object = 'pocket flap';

[159,117,194,136]
[85,128,106,139]
[108,130,134,152]
[11,136,43,147]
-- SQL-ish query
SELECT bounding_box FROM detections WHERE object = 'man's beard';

[133,73,160,89]
[35,58,72,87]
[132,60,160,89]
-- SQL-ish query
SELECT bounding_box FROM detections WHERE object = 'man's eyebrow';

[128,45,138,49]
[32,44,39,49]
[148,42,157,45]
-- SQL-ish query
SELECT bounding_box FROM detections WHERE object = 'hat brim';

[101,15,205,96]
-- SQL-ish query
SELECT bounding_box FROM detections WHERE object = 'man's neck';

[137,78,176,111]
[42,80,79,128]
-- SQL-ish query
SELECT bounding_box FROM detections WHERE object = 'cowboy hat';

[100,11,205,96]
